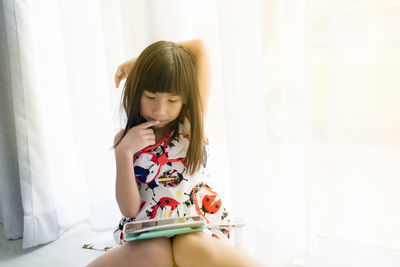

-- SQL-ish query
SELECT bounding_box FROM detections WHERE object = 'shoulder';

[114,129,125,145]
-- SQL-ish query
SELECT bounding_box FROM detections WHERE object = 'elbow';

[121,208,139,219]
[196,39,209,52]
[121,210,138,218]
[189,39,208,53]
[117,196,140,218]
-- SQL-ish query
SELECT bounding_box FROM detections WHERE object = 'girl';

[87,39,264,267]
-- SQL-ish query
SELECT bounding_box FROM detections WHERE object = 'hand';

[114,58,137,88]
[115,121,160,156]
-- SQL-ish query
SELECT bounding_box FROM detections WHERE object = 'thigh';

[172,232,264,267]
[172,232,217,266]
[87,237,174,267]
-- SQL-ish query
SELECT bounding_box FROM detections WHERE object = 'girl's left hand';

[114,58,137,88]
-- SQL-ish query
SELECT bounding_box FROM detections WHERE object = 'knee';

[172,232,217,266]
[126,237,174,267]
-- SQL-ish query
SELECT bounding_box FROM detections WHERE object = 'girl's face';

[139,90,183,129]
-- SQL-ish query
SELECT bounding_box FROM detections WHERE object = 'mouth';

[149,119,168,128]
[151,118,167,123]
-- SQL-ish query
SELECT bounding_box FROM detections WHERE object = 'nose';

[152,99,168,119]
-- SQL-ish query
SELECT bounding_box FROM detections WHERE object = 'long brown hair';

[114,41,204,174]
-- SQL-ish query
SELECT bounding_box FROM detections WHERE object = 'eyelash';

[146,95,179,103]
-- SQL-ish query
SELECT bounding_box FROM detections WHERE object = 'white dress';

[113,118,231,245]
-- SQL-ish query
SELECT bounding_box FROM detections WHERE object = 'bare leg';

[172,232,265,267]
[86,237,174,267]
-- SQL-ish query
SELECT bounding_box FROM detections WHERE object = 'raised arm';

[175,39,211,116]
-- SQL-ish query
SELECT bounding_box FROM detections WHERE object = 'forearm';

[175,39,211,114]
[114,150,141,218]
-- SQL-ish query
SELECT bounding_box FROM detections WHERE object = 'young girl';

[87,40,264,267]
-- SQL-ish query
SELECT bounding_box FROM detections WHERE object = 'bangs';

[139,46,194,102]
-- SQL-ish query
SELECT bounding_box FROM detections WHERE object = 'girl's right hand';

[115,121,160,156]
[114,57,137,88]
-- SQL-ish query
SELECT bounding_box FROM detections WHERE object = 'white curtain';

[5,0,400,266]
[11,0,122,248]
[305,0,400,266]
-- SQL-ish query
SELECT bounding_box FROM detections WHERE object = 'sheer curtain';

[3,0,121,248]
[306,0,400,266]
[2,0,400,266]
[260,0,400,266]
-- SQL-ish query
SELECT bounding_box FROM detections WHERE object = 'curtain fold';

[216,0,290,264]
[0,0,25,240]
[3,0,121,248]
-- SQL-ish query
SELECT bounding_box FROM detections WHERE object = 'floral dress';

[113,118,231,245]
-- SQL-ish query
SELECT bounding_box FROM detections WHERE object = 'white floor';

[0,223,115,267]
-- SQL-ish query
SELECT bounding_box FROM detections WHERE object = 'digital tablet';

[123,216,206,241]
[124,226,206,241]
